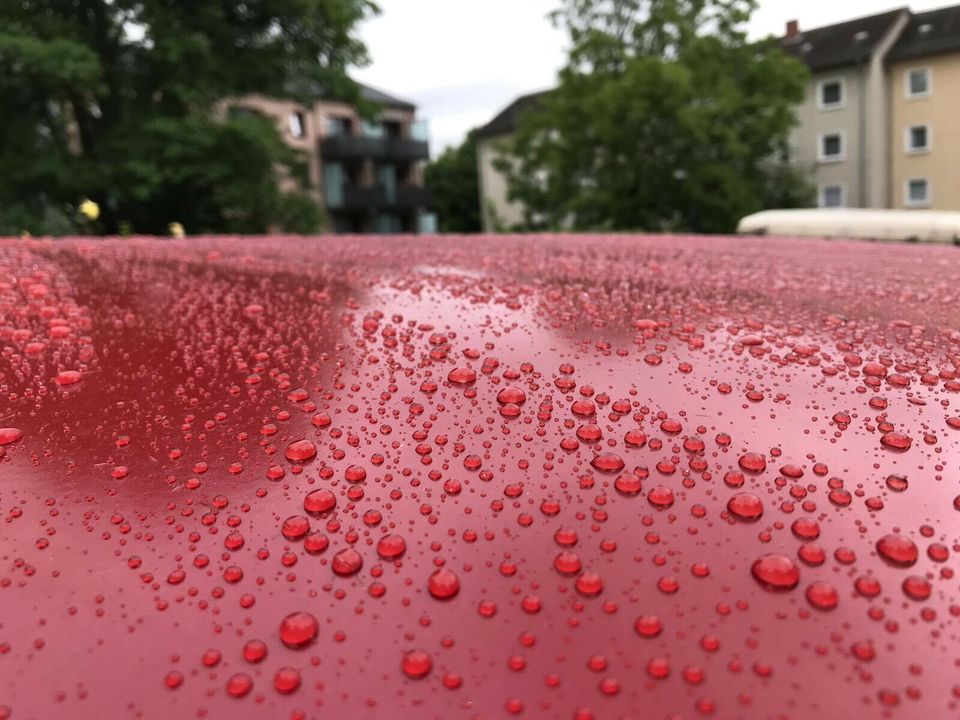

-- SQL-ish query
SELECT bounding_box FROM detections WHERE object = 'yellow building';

[888,6,960,210]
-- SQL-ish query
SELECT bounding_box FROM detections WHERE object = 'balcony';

[320,135,429,162]
[341,185,384,210]
[385,138,429,161]
[394,185,433,208]
[327,184,433,213]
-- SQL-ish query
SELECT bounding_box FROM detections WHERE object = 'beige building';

[888,5,960,211]
[225,83,434,233]
[474,91,550,232]
[780,10,910,209]
[477,5,960,225]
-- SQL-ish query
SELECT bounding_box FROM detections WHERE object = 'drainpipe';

[857,50,867,208]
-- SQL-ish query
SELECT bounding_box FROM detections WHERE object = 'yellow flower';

[79,199,100,221]
[169,222,185,238]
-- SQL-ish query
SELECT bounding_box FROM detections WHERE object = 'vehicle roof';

[2,233,958,719]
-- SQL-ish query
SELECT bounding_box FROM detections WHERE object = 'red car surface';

[1,234,959,720]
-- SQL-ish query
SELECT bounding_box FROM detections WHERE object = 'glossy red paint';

[1,234,959,719]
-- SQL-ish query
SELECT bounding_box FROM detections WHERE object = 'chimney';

[786,20,800,39]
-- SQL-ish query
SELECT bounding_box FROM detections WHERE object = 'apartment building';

[474,90,550,232]
[887,5,960,210]
[476,5,960,226]
[227,83,434,234]
[780,10,910,210]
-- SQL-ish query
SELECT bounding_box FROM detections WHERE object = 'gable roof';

[285,77,417,111]
[889,4,960,62]
[475,90,552,139]
[781,8,908,72]
[356,82,417,111]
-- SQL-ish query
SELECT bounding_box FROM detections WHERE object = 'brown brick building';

[226,83,434,234]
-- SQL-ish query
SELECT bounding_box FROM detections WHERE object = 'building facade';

[475,91,550,232]
[888,5,960,211]
[781,10,910,210]
[226,83,434,234]
[476,4,960,225]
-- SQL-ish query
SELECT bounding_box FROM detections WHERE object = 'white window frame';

[288,111,307,139]
[905,67,932,99]
[817,131,846,163]
[817,78,846,110]
[819,183,846,208]
[905,178,932,207]
[905,124,931,154]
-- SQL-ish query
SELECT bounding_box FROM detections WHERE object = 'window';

[818,132,845,162]
[818,79,845,109]
[228,106,260,120]
[906,178,931,207]
[323,163,345,209]
[289,111,306,139]
[906,124,930,153]
[325,116,352,137]
[362,120,385,138]
[906,68,931,98]
[411,120,429,141]
[820,185,844,208]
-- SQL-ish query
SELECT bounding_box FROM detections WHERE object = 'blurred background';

[1,1,956,237]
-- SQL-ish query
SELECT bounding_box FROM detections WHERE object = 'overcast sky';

[352,1,949,154]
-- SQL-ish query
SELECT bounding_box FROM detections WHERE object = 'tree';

[502,0,811,233]
[0,0,377,236]
[424,130,482,233]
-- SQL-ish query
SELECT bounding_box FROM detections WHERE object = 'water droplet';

[332,548,363,576]
[285,439,317,462]
[497,387,526,404]
[304,488,336,515]
[0,428,23,445]
[751,554,800,591]
[274,667,301,694]
[402,649,432,679]
[634,615,662,637]
[590,453,624,473]
[738,453,766,472]
[55,370,82,386]
[279,611,318,649]
[428,568,460,600]
[554,551,582,575]
[575,572,603,597]
[377,534,406,560]
[805,581,838,610]
[902,576,931,601]
[226,673,253,698]
[880,432,912,451]
[281,515,310,541]
[727,492,763,521]
[447,367,476,384]
[647,486,674,509]
[876,534,918,567]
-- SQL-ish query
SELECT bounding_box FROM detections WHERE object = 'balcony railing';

[394,185,433,208]
[342,185,384,210]
[320,135,430,162]
[326,184,434,212]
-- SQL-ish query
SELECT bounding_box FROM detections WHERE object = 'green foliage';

[0,0,376,235]
[424,130,482,233]
[504,0,812,233]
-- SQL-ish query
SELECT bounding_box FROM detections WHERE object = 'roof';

[889,4,960,62]
[475,89,552,139]
[780,8,908,72]
[285,77,417,111]
[356,82,416,111]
